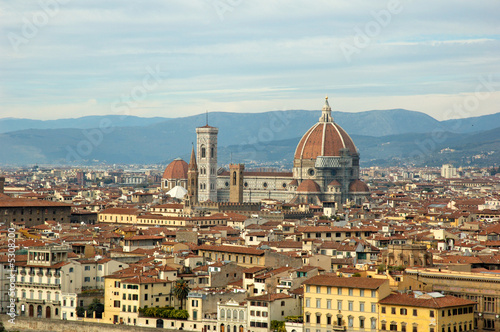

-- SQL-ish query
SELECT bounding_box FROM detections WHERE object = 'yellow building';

[303,274,391,332]
[98,207,141,224]
[378,292,475,332]
[103,274,176,326]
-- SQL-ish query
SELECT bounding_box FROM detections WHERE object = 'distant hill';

[0,115,168,134]
[0,109,499,166]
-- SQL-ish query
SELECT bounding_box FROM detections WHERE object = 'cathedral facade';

[162,98,370,206]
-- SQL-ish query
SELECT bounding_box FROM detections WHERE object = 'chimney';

[0,176,4,194]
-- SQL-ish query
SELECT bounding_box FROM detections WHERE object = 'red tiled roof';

[379,293,476,308]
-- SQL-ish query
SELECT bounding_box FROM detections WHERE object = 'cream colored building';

[98,207,141,224]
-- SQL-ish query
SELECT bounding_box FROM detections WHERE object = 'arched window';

[211,146,215,158]
[201,145,206,158]
[239,310,244,320]
[233,172,237,185]
[227,309,231,319]
[220,309,225,319]
[233,309,237,321]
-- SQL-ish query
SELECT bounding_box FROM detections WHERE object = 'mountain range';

[0,109,499,167]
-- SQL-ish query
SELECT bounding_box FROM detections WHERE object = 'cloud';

[0,0,499,120]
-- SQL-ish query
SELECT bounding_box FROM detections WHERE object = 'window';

[485,319,495,330]
[371,319,377,330]
[360,317,365,329]
[348,289,353,296]
[485,297,497,313]
[327,286,331,294]
[338,287,342,295]
[220,309,225,319]
[84,266,90,271]
[327,300,332,309]
[391,307,396,315]
[413,309,418,316]
[316,315,321,324]
[316,286,321,293]
[305,313,310,323]
[98,265,103,271]
[306,298,310,308]
[337,300,342,310]
[360,289,364,297]
[113,300,120,308]
[400,308,407,315]
[381,306,386,314]
[84,277,90,282]
[371,303,376,313]
[348,317,354,328]
[382,323,387,331]
[413,325,418,332]
[306,285,310,293]
[316,299,321,308]
[402,324,407,332]
[371,290,376,298]
[360,302,365,312]
[327,315,332,325]
[348,301,353,311]
[430,310,434,317]
[390,323,398,331]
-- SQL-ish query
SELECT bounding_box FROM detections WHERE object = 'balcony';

[25,298,46,304]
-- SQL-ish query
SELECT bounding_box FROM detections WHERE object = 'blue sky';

[1,0,499,120]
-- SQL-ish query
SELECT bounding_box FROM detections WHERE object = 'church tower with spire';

[187,145,198,206]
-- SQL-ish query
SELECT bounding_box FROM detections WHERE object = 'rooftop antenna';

[230,152,233,164]
[206,110,208,126]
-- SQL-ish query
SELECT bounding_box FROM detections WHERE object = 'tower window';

[210,147,214,158]
[308,169,315,176]
[233,172,237,185]
[201,146,206,158]
[263,182,268,188]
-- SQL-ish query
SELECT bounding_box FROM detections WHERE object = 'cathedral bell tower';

[196,123,218,202]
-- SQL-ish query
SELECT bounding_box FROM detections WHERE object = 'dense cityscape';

[1,104,499,332]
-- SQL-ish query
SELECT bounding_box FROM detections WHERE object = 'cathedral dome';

[162,158,188,179]
[349,179,369,193]
[294,97,357,160]
[296,179,321,193]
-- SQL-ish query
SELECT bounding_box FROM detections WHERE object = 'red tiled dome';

[162,158,188,179]
[294,122,357,160]
[349,179,369,192]
[296,180,321,193]
[295,98,357,160]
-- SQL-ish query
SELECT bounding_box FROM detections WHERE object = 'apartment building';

[303,275,391,332]
[378,292,476,332]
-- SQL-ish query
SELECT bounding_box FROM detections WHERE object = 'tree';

[271,320,286,332]
[87,298,104,318]
[173,279,191,309]
[76,306,86,318]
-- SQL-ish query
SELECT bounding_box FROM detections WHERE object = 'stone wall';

[1,316,184,332]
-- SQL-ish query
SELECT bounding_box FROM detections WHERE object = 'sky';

[1,0,499,121]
